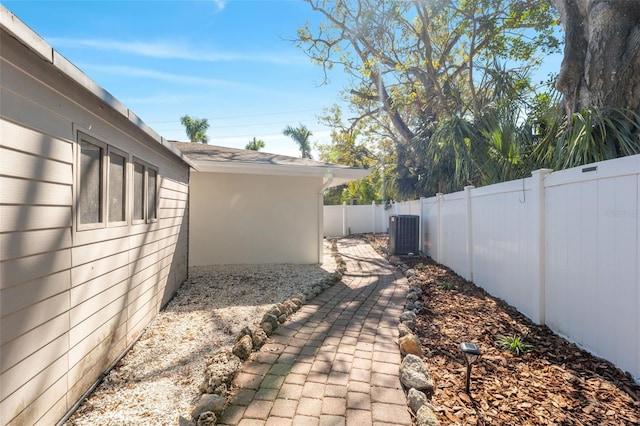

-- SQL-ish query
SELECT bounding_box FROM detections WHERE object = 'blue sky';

[4,0,347,157]
[4,0,563,157]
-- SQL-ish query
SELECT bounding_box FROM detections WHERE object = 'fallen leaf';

[458,392,471,404]
[445,410,460,423]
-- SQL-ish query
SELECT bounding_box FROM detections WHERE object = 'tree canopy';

[297,0,561,198]
[300,1,639,199]
[541,0,640,168]
[283,124,314,159]
[245,137,266,151]
[180,115,209,144]
[297,0,559,141]
[317,106,384,204]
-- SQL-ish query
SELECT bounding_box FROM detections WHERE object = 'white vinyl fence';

[323,200,422,237]
[324,155,640,381]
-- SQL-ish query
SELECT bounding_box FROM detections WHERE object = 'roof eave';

[192,160,370,186]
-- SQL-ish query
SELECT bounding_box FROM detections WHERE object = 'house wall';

[189,171,321,265]
[0,25,189,425]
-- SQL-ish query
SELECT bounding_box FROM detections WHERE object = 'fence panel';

[323,205,344,237]
[544,156,639,381]
[323,203,392,237]
[439,191,470,279]
[422,197,439,259]
[471,179,538,320]
[362,154,639,381]
[346,205,375,235]
[373,204,394,234]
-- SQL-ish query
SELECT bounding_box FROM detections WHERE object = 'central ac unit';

[389,215,419,255]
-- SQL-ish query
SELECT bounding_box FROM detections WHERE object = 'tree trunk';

[552,0,640,116]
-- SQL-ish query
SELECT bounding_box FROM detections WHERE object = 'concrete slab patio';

[218,238,412,426]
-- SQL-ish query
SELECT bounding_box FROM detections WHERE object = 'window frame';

[132,157,159,225]
[76,130,160,232]
[106,146,129,227]
[76,133,107,231]
[146,166,158,223]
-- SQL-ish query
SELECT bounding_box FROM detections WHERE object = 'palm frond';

[550,108,640,169]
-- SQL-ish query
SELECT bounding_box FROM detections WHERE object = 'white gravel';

[65,241,336,425]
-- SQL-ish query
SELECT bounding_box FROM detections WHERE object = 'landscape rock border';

[391,255,442,426]
[189,239,346,424]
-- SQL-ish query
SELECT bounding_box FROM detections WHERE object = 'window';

[147,168,157,220]
[108,150,126,223]
[133,159,159,223]
[133,162,145,221]
[77,132,138,230]
[77,132,159,229]
[78,138,104,226]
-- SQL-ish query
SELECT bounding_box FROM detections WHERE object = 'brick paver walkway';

[218,238,412,426]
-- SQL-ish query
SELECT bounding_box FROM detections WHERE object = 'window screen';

[79,140,102,224]
[108,152,126,222]
[148,168,157,220]
[133,162,145,221]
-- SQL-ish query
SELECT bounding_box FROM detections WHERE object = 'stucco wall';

[189,171,321,265]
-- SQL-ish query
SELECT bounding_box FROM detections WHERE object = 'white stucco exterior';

[189,172,322,265]
[172,141,370,266]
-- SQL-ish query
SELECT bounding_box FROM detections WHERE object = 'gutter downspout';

[318,170,334,264]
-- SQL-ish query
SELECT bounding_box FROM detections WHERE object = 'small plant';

[438,281,453,290]
[497,334,533,355]
[416,262,425,270]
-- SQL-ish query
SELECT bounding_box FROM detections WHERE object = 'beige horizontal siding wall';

[0,28,189,426]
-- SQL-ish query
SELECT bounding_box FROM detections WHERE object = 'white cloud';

[212,0,228,12]
[119,93,196,105]
[48,37,303,65]
[80,64,253,89]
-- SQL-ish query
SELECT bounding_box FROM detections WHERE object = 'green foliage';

[283,124,313,159]
[497,334,533,355]
[298,0,561,198]
[318,107,388,205]
[302,1,638,197]
[245,137,265,151]
[323,185,347,205]
[438,281,453,290]
[534,108,640,170]
[180,115,209,144]
[409,68,544,196]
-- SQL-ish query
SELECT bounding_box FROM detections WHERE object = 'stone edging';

[390,256,442,426]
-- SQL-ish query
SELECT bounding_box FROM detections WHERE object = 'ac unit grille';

[389,215,419,255]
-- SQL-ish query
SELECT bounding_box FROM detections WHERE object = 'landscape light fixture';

[460,342,482,394]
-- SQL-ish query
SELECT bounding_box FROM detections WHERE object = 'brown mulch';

[361,234,640,426]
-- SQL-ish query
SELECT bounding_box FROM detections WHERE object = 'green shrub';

[497,334,533,355]
[438,281,453,290]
